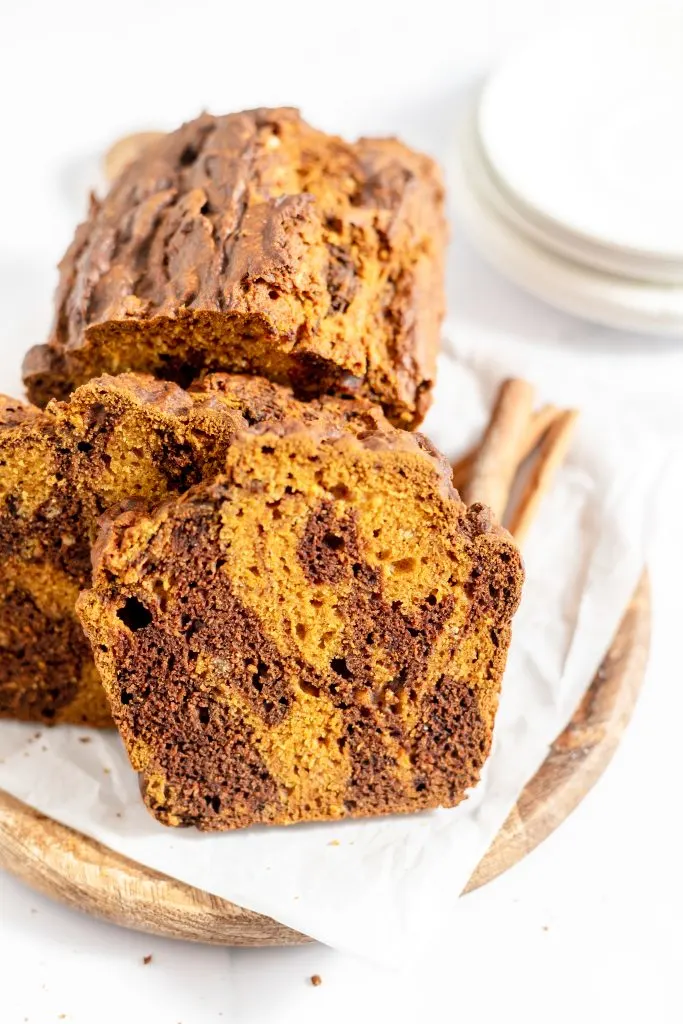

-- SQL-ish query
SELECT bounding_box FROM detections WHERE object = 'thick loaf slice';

[78,425,523,829]
[0,373,386,726]
[23,107,446,427]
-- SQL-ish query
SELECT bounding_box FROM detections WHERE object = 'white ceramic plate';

[478,11,683,261]
[474,127,683,286]
[450,109,683,336]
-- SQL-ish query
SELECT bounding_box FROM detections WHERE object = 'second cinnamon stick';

[462,378,535,518]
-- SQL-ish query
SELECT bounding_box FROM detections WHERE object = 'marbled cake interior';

[78,426,523,828]
[0,372,387,726]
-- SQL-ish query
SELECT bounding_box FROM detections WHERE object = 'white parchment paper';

[0,330,664,964]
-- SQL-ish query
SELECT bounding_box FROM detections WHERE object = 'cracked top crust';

[23,108,447,426]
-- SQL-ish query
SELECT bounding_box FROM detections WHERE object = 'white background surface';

[1,0,682,1021]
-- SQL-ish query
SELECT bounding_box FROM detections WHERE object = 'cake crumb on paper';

[79,736,91,744]
[310,975,322,987]
[143,954,153,965]
[328,840,340,846]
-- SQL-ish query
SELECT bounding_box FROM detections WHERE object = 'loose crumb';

[34,732,41,739]
[310,975,322,987]
[143,954,153,965]
[115,812,122,818]
[79,736,91,744]
[328,840,340,847]
[103,767,111,774]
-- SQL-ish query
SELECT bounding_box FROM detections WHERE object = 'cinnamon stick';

[507,409,579,543]
[452,403,559,491]
[461,378,535,518]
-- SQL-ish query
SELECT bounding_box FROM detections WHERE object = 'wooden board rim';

[0,573,650,946]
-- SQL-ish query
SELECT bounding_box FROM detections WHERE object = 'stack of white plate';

[450,12,683,335]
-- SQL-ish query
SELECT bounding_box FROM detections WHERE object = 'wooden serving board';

[0,574,650,946]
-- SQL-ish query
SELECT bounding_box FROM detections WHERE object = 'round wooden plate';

[0,574,650,946]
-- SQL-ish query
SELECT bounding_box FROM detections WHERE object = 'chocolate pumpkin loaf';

[0,373,387,726]
[23,107,447,427]
[78,424,523,829]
